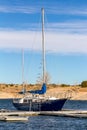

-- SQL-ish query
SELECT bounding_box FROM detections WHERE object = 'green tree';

[81,81,87,87]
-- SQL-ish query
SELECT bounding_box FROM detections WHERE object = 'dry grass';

[0,84,87,100]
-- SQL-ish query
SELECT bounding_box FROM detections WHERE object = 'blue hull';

[13,99,67,111]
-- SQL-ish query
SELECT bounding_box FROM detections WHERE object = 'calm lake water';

[0,99,87,130]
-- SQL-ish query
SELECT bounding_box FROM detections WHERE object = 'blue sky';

[0,0,87,84]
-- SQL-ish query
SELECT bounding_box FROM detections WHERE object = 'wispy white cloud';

[1,20,85,36]
[0,5,39,13]
[45,32,87,54]
[46,6,87,15]
[0,30,39,49]
[45,21,87,34]
[17,21,87,34]
[0,30,87,54]
[0,4,87,15]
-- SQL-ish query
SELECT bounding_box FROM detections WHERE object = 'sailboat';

[13,8,67,111]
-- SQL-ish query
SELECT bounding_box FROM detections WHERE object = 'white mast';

[41,8,45,83]
[22,49,24,89]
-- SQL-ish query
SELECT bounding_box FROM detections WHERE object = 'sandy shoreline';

[0,86,87,100]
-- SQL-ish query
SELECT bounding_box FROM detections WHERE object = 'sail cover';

[29,83,46,95]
